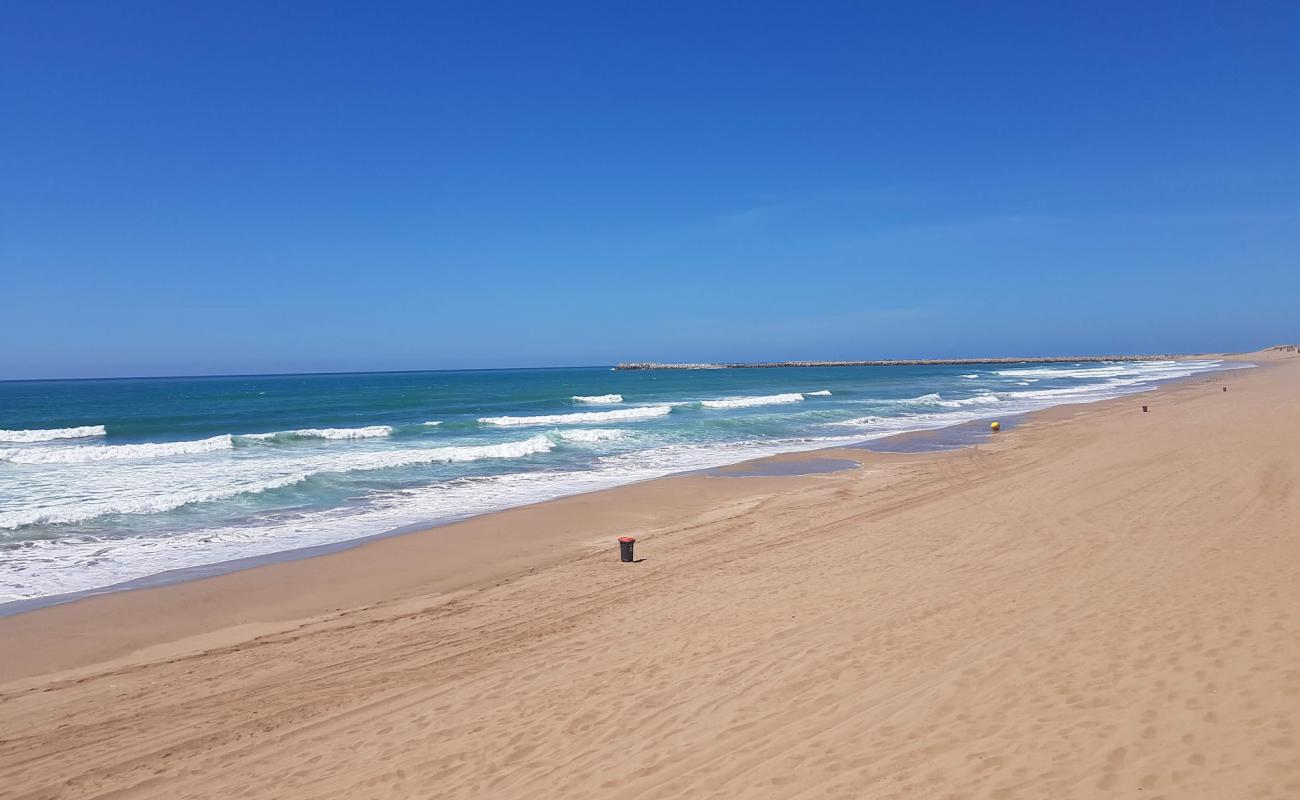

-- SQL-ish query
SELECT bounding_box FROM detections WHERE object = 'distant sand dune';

[0,349,1297,798]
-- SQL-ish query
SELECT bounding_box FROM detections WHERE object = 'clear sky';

[3,1,1298,379]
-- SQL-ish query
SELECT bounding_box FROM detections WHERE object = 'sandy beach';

[1,348,1297,799]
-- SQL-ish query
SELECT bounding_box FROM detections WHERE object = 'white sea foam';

[841,415,888,427]
[999,383,1134,401]
[0,435,555,531]
[422,420,442,426]
[894,392,943,405]
[572,394,623,404]
[994,365,1130,379]
[943,395,1000,408]
[552,428,625,443]
[0,473,312,529]
[0,425,106,443]
[699,393,805,409]
[2,433,875,600]
[831,361,1236,437]
[479,406,671,426]
[239,426,394,442]
[286,426,393,439]
[833,408,1010,438]
[0,435,234,464]
[300,435,555,471]
[806,390,833,396]
[888,392,1000,409]
[961,374,979,379]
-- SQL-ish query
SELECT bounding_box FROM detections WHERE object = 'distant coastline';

[614,354,1179,370]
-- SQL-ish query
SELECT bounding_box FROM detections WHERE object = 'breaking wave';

[552,428,626,443]
[0,435,235,464]
[0,435,555,530]
[242,426,393,441]
[0,425,106,443]
[0,473,311,529]
[893,392,943,405]
[700,393,806,409]
[572,394,623,404]
[942,394,1002,408]
[996,367,1125,378]
[479,406,671,426]
[886,392,999,409]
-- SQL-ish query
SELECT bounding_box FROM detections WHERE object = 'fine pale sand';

[1,350,1298,799]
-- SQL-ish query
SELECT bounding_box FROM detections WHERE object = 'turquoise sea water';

[0,359,1238,602]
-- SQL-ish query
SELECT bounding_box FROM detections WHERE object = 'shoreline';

[0,404,1024,620]
[0,357,1236,622]
[1,348,1296,797]
[0,353,1258,682]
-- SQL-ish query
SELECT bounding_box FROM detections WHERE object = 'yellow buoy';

[990,421,1001,432]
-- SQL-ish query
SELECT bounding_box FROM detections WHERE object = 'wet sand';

[1,349,1297,799]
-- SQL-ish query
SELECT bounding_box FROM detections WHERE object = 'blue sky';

[3,1,1298,379]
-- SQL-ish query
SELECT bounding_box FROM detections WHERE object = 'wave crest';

[242,426,393,442]
[552,428,625,443]
[572,394,623,404]
[700,393,805,409]
[0,425,106,443]
[888,392,1002,409]
[893,392,943,405]
[0,435,234,464]
[0,436,555,529]
[332,435,555,469]
[0,473,310,529]
[480,406,671,426]
[943,394,1001,408]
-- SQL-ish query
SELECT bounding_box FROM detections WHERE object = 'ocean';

[0,358,1239,603]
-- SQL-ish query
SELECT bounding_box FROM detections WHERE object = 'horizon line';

[0,347,1247,384]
